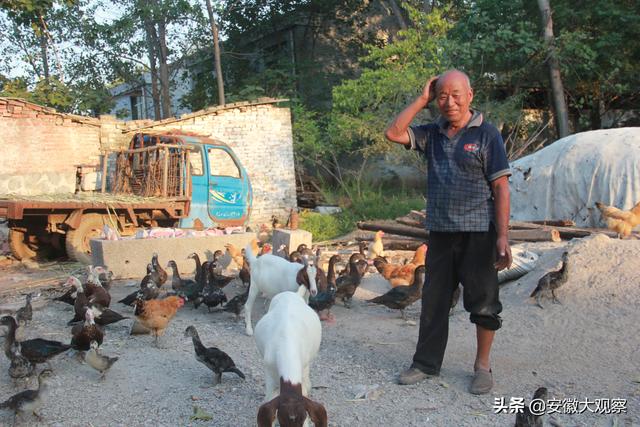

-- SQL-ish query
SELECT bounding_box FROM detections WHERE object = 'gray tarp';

[509,127,640,227]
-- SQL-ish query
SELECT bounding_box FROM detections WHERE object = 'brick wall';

[0,97,296,226]
[0,98,102,195]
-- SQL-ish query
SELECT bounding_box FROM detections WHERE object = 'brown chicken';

[134,296,185,346]
[373,244,428,288]
[595,201,640,238]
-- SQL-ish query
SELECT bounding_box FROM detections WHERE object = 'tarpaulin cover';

[509,128,640,227]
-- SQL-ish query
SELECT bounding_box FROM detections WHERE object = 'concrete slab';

[90,233,256,279]
[271,229,312,253]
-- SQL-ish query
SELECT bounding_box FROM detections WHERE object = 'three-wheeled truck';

[0,131,252,263]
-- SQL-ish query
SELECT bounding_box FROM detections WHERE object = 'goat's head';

[257,381,327,427]
[296,263,318,297]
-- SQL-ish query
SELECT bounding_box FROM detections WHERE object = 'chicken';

[367,230,385,259]
[595,201,640,238]
[0,369,53,423]
[388,244,428,287]
[530,252,569,308]
[368,265,426,320]
[225,243,245,269]
[514,387,548,427]
[184,326,245,385]
[85,340,119,380]
[134,295,185,346]
[373,244,428,288]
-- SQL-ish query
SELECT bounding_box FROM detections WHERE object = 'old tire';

[65,213,107,264]
[8,229,38,260]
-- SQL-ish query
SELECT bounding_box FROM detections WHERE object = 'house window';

[130,96,139,120]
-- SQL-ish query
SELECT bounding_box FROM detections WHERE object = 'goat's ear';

[303,397,328,427]
[257,396,279,427]
[296,267,310,288]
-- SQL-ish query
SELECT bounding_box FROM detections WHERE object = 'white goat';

[254,289,327,427]
[244,243,318,336]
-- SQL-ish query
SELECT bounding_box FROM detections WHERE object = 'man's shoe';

[398,368,436,385]
[469,368,493,395]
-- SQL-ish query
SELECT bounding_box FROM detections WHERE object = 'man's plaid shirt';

[407,111,511,232]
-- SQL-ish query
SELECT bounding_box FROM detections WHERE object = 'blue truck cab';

[130,132,252,228]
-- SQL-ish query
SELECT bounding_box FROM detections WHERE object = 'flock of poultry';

[0,230,434,424]
[0,205,619,424]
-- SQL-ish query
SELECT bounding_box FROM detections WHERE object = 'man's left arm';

[491,176,512,270]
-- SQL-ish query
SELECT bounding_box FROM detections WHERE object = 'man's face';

[435,76,473,124]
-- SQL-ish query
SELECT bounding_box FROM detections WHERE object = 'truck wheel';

[8,229,38,260]
[65,213,107,264]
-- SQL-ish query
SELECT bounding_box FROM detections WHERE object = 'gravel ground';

[1,235,639,426]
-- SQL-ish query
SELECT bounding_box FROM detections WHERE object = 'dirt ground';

[0,234,639,427]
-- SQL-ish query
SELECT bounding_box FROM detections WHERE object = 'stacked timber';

[356,210,618,245]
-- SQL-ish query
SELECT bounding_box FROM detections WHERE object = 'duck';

[151,252,168,286]
[335,258,368,308]
[166,260,202,302]
[0,369,53,423]
[16,293,33,325]
[309,254,342,322]
[339,241,368,277]
[193,269,228,312]
[207,262,235,288]
[68,277,90,324]
[5,345,35,381]
[238,255,251,287]
[222,286,249,321]
[85,340,118,380]
[98,269,114,291]
[368,265,426,320]
[187,252,204,286]
[71,307,105,351]
[53,277,80,305]
[184,326,245,385]
[89,305,129,326]
[1,316,71,365]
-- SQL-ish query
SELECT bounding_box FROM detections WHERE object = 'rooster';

[134,296,184,347]
[373,244,428,288]
[595,201,640,238]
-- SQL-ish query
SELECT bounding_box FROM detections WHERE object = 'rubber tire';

[8,228,37,260]
[65,213,107,264]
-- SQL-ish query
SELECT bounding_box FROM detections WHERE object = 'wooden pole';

[101,153,108,193]
[162,147,169,197]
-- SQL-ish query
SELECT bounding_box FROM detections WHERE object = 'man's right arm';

[385,76,438,145]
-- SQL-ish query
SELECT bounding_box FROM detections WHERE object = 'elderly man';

[385,69,512,394]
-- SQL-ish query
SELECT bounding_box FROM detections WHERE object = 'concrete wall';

[0,98,102,195]
[0,97,296,226]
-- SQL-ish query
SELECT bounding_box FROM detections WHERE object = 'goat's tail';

[226,366,246,379]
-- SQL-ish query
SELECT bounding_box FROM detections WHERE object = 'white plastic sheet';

[510,128,640,227]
